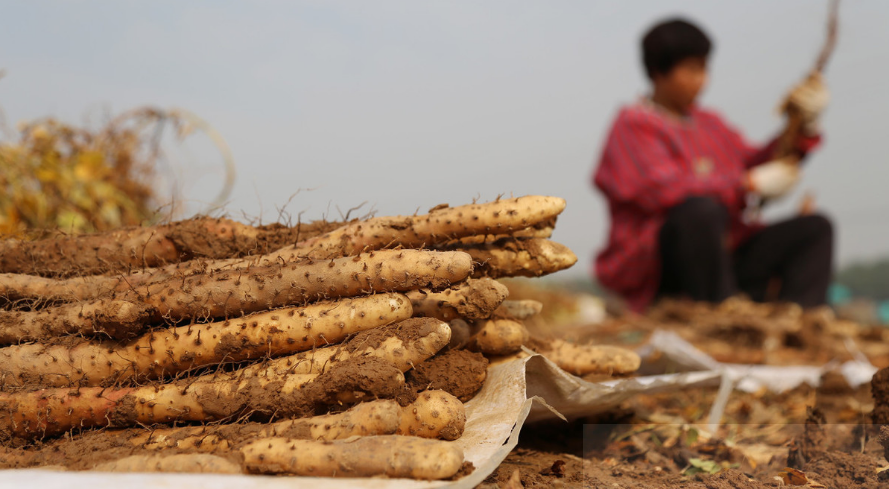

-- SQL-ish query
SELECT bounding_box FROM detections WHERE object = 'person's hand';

[746,157,801,199]
[782,73,829,134]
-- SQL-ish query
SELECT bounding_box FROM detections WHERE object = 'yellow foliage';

[0,109,187,234]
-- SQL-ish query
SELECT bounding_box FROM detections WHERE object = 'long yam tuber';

[454,238,577,279]
[0,300,154,345]
[0,293,411,390]
[0,356,404,441]
[237,316,450,377]
[529,337,641,376]
[0,217,260,277]
[242,435,464,479]
[92,453,242,474]
[396,390,466,440]
[264,195,566,262]
[468,319,528,356]
[407,278,508,322]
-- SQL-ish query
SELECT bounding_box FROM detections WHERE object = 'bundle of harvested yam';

[0,194,638,481]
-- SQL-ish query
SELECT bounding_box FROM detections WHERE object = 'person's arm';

[713,116,822,169]
[594,113,745,215]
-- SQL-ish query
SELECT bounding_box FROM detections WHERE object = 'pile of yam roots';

[0,195,639,480]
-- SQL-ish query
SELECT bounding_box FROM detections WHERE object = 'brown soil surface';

[871,366,889,424]
[404,349,488,403]
[479,379,889,488]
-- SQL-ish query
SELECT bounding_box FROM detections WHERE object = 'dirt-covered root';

[0,356,404,441]
[397,390,466,440]
[0,300,154,345]
[0,217,262,277]
[495,300,543,320]
[128,249,470,322]
[447,319,471,349]
[238,317,450,377]
[92,453,243,474]
[872,366,889,425]
[468,319,528,356]
[451,238,577,279]
[446,217,557,246]
[242,435,465,479]
[879,426,889,462]
[124,400,402,454]
[265,195,567,262]
[3,400,403,469]
[527,337,641,376]
[0,272,125,305]
[0,293,411,391]
[407,278,508,322]
[404,349,488,403]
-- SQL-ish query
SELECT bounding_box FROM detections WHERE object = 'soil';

[478,380,889,488]
[870,366,889,424]
[253,220,344,254]
[404,349,488,403]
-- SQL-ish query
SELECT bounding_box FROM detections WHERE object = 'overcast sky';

[1,1,887,279]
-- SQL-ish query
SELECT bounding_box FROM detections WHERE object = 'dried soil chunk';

[407,349,488,402]
[871,366,889,425]
[803,451,884,489]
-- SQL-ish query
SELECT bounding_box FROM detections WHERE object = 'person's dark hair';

[642,19,711,79]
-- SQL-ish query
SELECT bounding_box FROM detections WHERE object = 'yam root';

[495,300,543,320]
[0,300,154,345]
[2,400,403,469]
[130,249,469,322]
[528,337,641,376]
[0,293,411,390]
[468,319,528,356]
[92,453,242,474]
[0,217,260,277]
[133,399,403,452]
[447,319,471,350]
[0,356,404,441]
[397,390,466,440]
[237,316,450,377]
[405,349,488,403]
[266,195,567,261]
[407,278,508,322]
[0,272,120,305]
[446,217,556,246]
[454,238,577,278]
[242,435,464,480]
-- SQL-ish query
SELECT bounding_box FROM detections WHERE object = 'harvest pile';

[0,195,640,480]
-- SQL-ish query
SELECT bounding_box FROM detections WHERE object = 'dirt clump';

[401,349,488,404]
[871,366,889,425]
[802,450,884,488]
[698,470,771,488]
[787,406,826,468]
[880,425,889,462]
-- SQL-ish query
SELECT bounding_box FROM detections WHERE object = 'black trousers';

[658,197,833,308]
